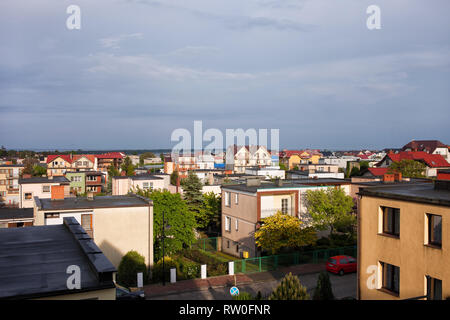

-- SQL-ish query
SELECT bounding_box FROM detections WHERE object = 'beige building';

[357,180,450,300]
[221,178,352,258]
[33,192,154,268]
[0,217,116,300]
[0,164,24,206]
[112,174,169,195]
[19,176,70,208]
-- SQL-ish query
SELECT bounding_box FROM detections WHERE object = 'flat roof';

[0,208,33,220]
[0,217,116,299]
[19,176,70,184]
[358,183,450,207]
[222,179,351,193]
[0,164,24,168]
[37,194,151,211]
[113,174,163,180]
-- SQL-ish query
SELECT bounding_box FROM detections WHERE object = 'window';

[81,214,93,238]
[143,182,149,189]
[45,213,60,219]
[236,244,239,253]
[225,192,231,207]
[235,193,239,205]
[235,219,239,231]
[381,262,400,294]
[24,193,32,200]
[227,240,230,249]
[42,185,50,193]
[382,206,400,237]
[427,214,442,247]
[225,216,231,232]
[281,198,289,214]
[426,276,442,300]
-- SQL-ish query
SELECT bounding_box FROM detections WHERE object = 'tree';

[22,157,39,176]
[117,250,148,288]
[139,152,156,166]
[269,272,310,300]
[121,156,135,176]
[313,271,335,300]
[388,159,426,178]
[182,171,206,228]
[305,187,355,234]
[107,164,120,193]
[349,166,360,177]
[255,212,317,254]
[202,192,221,234]
[170,170,179,186]
[134,188,197,261]
[359,161,369,173]
[32,165,46,177]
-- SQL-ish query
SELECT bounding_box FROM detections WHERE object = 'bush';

[313,272,335,300]
[232,291,253,300]
[269,272,310,300]
[117,250,148,288]
[152,256,179,283]
[178,259,200,279]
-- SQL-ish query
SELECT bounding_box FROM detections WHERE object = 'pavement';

[143,263,356,300]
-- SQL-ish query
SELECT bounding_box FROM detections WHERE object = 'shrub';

[117,250,148,288]
[152,256,179,283]
[313,271,335,300]
[269,272,310,300]
[232,291,253,300]
[178,259,200,279]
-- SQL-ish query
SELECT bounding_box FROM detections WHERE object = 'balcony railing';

[260,207,295,218]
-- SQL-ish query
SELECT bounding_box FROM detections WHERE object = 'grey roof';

[0,217,116,299]
[358,183,450,206]
[0,208,33,220]
[113,174,163,180]
[222,178,351,193]
[37,194,151,211]
[0,164,24,168]
[19,176,70,184]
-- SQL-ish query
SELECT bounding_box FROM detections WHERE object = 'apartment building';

[85,171,104,194]
[221,178,352,258]
[33,192,154,268]
[0,164,24,206]
[226,145,272,174]
[66,171,86,195]
[0,217,116,300]
[112,174,168,195]
[357,179,450,300]
[19,176,70,208]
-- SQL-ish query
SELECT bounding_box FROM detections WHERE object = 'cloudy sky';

[0,0,449,150]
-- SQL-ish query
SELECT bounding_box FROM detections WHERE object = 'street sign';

[230,286,239,296]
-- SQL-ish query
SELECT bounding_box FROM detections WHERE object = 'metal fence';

[192,237,219,251]
[233,246,357,274]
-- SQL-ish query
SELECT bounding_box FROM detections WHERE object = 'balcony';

[260,207,295,219]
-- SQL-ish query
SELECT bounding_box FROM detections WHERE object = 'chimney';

[51,185,65,201]
[383,173,395,183]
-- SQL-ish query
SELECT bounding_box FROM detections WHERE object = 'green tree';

[279,163,288,171]
[121,156,135,176]
[269,272,310,300]
[139,152,156,166]
[305,187,355,234]
[359,161,369,173]
[135,188,197,261]
[313,271,335,300]
[349,166,360,177]
[388,159,426,178]
[202,192,221,234]
[22,157,39,175]
[170,170,179,186]
[107,164,120,193]
[117,250,148,288]
[255,212,317,254]
[32,165,47,177]
[182,171,207,228]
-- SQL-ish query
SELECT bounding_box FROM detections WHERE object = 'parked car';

[116,285,145,300]
[326,255,357,276]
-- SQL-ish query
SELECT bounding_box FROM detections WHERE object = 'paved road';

[149,272,356,300]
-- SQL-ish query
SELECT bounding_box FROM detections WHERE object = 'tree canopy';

[255,212,317,254]
[121,156,135,176]
[388,159,426,178]
[305,187,355,233]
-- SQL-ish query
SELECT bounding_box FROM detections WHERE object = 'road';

[149,272,356,300]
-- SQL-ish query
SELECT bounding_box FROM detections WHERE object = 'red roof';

[402,140,447,153]
[95,152,124,159]
[387,151,450,168]
[46,155,73,164]
[367,168,389,176]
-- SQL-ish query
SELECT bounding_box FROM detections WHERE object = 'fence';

[233,246,357,274]
[192,237,220,251]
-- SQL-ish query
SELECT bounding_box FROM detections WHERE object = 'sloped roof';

[367,167,389,176]
[402,140,447,153]
[387,151,450,168]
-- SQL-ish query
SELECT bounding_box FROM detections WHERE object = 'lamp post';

[161,210,171,286]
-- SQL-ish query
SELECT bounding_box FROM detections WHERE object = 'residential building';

[0,217,116,300]
[279,149,323,169]
[402,140,449,162]
[46,154,97,177]
[221,178,352,258]
[66,171,86,196]
[286,170,344,180]
[245,166,285,180]
[376,151,450,177]
[19,176,71,208]
[112,174,168,195]
[357,179,450,300]
[85,171,104,194]
[226,145,272,173]
[0,208,33,228]
[0,164,24,206]
[33,193,154,267]
[323,156,360,169]
[96,152,124,174]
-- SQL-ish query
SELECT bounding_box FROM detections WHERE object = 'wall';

[358,196,450,300]
[33,288,116,300]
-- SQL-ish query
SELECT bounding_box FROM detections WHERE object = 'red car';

[326,255,357,276]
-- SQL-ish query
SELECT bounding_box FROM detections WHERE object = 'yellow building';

[357,180,450,300]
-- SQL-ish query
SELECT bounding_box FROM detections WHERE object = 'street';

[149,271,356,300]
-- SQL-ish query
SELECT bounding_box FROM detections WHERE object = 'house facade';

[19,176,71,208]
[0,164,23,206]
[226,146,272,173]
[357,180,450,300]
[112,174,168,195]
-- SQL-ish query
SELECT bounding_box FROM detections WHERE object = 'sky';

[0,0,449,150]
